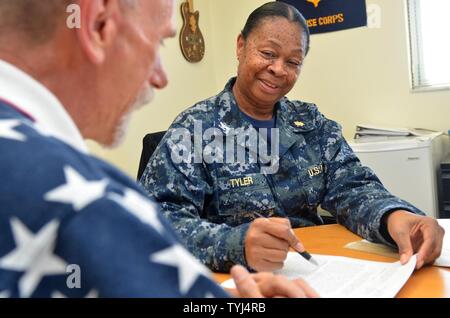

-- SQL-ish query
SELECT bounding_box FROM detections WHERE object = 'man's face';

[99,0,176,147]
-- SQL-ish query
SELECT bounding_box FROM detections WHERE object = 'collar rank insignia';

[294,121,305,128]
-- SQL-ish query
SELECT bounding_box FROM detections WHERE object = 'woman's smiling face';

[234,17,306,109]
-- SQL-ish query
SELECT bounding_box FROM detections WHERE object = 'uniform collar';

[0,59,88,153]
[214,78,252,137]
[215,77,317,159]
[216,77,316,135]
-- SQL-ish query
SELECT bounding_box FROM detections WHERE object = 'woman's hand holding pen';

[244,217,305,272]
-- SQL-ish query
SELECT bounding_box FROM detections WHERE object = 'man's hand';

[386,210,445,269]
[229,265,319,298]
[244,217,304,272]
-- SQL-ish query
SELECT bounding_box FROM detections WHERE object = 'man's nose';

[149,56,168,89]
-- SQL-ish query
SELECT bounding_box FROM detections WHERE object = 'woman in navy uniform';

[140,1,443,273]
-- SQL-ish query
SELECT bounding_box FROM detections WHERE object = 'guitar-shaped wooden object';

[180,0,205,63]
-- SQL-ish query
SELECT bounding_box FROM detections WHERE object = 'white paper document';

[222,253,416,298]
[355,124,431,137]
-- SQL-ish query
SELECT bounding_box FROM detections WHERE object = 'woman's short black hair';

[241,1,310,56]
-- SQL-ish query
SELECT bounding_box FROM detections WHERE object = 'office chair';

[137,131,167,181]
[319,209,337,225]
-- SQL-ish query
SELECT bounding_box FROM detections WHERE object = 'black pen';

[253,211,320,267]
[297,250,320,267]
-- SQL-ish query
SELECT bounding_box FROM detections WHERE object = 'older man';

[0,0,317,298]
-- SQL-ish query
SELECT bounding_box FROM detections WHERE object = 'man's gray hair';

[0,0,138,45]
[0,0,71,44]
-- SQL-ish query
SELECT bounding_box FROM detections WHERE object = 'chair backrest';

[137,131,167,181]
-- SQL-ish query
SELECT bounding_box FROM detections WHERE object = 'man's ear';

[76,0,121,64]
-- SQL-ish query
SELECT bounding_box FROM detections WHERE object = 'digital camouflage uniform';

[140,78,423,272]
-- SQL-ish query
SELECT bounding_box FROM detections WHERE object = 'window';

[407,0,450,91]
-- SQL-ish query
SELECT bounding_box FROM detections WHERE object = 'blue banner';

[278,0,367,34]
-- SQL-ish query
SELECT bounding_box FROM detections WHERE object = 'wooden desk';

[214,224,450,298]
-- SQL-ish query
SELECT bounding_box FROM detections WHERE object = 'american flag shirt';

[0,60,228,298]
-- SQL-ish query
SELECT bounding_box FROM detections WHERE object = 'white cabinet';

[349,133,449,218]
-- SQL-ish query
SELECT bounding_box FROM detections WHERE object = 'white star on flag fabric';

[0,119,26,141]
[109,189,165,235]
[44,166,108,211]
[150,244,212,294]
[0,218,67,298]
